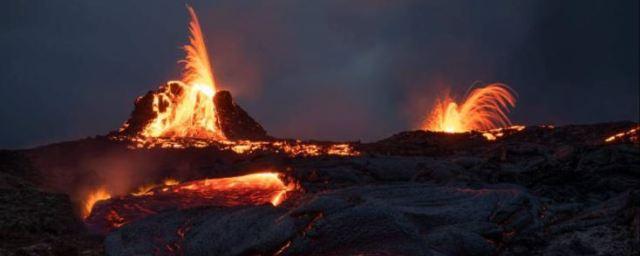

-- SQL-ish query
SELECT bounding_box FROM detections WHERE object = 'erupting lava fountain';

[121,6,225,140]
[423,83,517,133]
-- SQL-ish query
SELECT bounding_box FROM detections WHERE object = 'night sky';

[1,0,638,149]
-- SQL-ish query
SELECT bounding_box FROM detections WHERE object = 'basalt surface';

[0,122,638,255]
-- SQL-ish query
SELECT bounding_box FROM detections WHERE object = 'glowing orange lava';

[110,135,360,156]
[481,125,526,141]
[423,83,517,133]
[135,6,225,139]
[125,173,292,206]
[604,127,639,143]
[84,173,295,230]
[168,172,293,206]
[163,178,180,186]
[82,187,111,219]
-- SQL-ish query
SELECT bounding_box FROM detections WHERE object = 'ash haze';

[0,0,638,149]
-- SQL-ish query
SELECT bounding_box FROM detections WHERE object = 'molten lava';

[84,172,295,232]
[82,187,111,219]
[423,83,516,133]
[128,6,225,139]
[481,125,526,141]
[160,172,294,206]
[604,127,639,143]
[110,135,360,156]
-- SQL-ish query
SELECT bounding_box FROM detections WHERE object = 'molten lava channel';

[604,127,639,143]
[83,172,294,232]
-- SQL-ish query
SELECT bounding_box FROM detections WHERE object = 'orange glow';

[131,183,157,197]
[163,178,180,186]
[126,173,291,206]
[82,187,111,219]
[110,135,360,157]
[133,6,225,139]
[482,132,497,141]
[168,172,295,206]
[84,173,296,228]
[481,125,526,141]
[423,84,516,133]
[604,127,639,143]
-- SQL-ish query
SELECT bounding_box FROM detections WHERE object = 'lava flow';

[423,83,517,134]
[84,172,294,233]
[110,135,359,156]
[604,126,639,143]
[82,187,111,219]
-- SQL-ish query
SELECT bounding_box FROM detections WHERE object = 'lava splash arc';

[130,6,225,139]
[423,83,517,133]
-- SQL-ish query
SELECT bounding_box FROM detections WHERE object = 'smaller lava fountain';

[423,83,517,133]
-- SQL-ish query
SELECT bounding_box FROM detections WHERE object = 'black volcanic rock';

[4,122,639,255]
[214,90,269,140]
[105,184,542,255]
[105,206,295,256]
[0,151,103,256]
[118,90,160,137]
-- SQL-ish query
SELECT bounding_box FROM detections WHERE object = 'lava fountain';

[125,6,225,139]
[423,83,517,133]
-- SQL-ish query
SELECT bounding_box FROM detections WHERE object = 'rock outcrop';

[213,90,269,140]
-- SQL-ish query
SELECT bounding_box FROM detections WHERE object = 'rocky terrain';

[0,121,638,255]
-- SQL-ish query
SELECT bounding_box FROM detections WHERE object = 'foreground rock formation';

[0,122,638,255]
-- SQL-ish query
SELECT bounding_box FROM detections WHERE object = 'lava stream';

[84,172,295,233]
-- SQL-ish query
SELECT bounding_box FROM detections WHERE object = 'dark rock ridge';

[118,82,269,140]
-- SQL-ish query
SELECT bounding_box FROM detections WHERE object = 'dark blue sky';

[1,0,638,148]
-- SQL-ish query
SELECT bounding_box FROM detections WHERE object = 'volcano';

[1,5,639,256]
